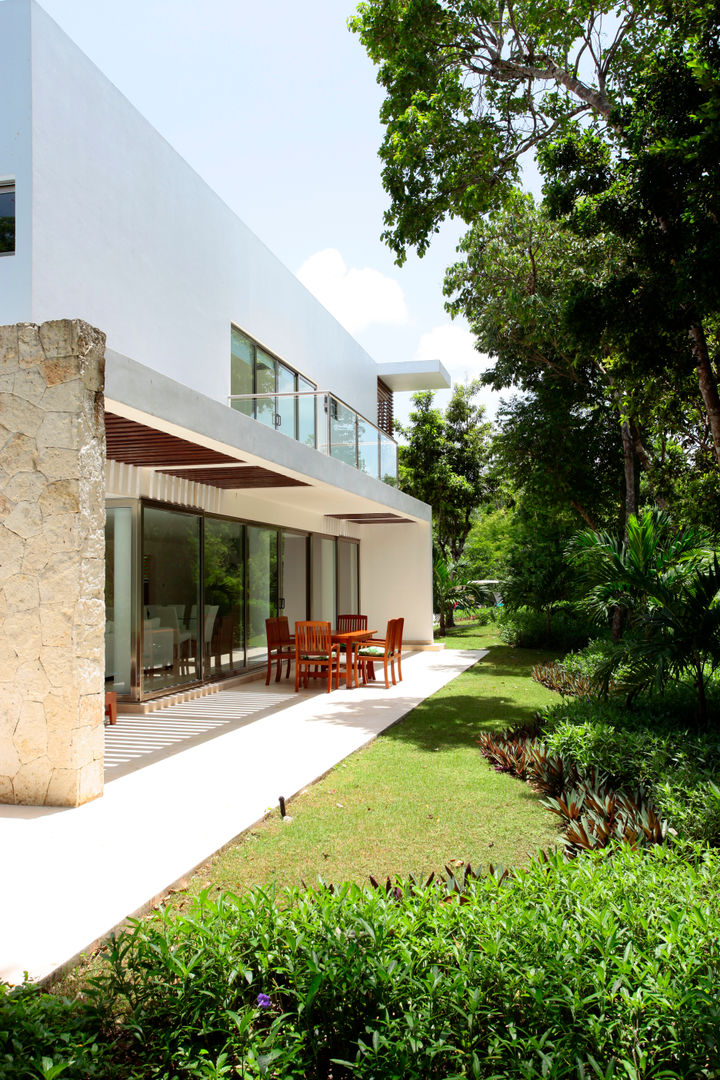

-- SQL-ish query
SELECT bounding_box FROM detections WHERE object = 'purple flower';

[256,992,272,1010]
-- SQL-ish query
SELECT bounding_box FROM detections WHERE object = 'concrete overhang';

[104,349,432,526]
[377,359,451,392]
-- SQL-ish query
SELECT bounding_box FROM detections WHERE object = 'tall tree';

[444,193,719,531]
[351,0,720,465]
[398,379,494,559]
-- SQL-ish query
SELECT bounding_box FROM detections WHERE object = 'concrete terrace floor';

[0,647,484,986]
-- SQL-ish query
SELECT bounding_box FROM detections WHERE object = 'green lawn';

[175,622,561,905]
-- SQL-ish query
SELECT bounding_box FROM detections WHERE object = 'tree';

[568,510,720,722]
[500,499,577,639]
[433,552,494,635]
[351,0,720,464]
[444,193,716,532]
[398,380,494,564]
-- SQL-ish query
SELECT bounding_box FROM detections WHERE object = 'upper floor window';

[0,181,15,255]
[230,326,317,446]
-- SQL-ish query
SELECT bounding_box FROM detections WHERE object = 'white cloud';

[296,248,410,334]
[388,323,501,424]
[413,323,492,385]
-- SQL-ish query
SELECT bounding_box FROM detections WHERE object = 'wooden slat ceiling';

[105,412,241,467]
[105,413,307,488]
[158,467,309,489]
[327,513,411,525]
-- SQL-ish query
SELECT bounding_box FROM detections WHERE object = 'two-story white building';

[0,0,448,806]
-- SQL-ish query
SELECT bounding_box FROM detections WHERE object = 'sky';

[36,0,501,426]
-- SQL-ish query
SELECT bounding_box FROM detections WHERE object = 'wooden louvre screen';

[377,378,393,437]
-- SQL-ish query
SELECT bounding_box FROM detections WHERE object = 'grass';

[172,621,561,905]
[56,621,560,996]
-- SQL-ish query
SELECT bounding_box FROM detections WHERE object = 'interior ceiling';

[104,411,413,516]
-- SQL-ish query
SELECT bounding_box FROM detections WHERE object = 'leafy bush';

[466,604,496,627]
[478,730,668,853]
[0,982,111,1079]
[74,848,720,1077]
[531,658,611,698]
[542,778,667,856]
[568,511,720,722]
[541,697,720,844]
[497,604,593,651]
[7,848,720,1078]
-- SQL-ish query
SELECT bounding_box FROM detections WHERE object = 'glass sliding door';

[105,505,134,696]
[142,506,201,693]
[281,532,308,633]
[230,327,254,418]
[276,362,296,438]
[337,540,359,616]
[204,517,245,678]
[247,525,279,664]
[329,398,357,467]
[298,375,316,447]
[255,348,276,429]
[311,536,337,625]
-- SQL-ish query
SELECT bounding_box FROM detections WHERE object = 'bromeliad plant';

[478,729,669,855]
[543,778,668,857]
[531,658,611,698]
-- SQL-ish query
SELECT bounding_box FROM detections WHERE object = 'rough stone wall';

[0,320,106,806]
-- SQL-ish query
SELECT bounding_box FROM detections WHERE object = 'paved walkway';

[0,648,484,986]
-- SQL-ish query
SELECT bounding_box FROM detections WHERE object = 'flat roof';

[377,359,451,392]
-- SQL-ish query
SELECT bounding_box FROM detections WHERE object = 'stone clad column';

[0,319,106,806]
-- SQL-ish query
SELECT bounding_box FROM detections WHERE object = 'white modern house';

[0,0,448,807]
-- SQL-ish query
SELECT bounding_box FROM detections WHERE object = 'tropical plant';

[351,0,720,467]
[568,510,720,720]
[398,382,495,576]
[432,552,494,636]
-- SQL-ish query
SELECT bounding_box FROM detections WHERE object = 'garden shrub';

[531,658,611,698]
[497,605,593,651]
[6,848,720,1077]
[540,697,720,844]
[465,604,496,627]
[478,730,668,854]
[0,981,111,1079]
[69,847,720,1077]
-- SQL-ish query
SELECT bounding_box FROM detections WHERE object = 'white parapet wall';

[0,319,106,806]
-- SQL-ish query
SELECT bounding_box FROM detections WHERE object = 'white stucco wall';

[0,0,32,321]
[0,0,380,423]
[360,523,434,645]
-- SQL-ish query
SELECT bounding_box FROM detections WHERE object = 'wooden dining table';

[331,629,377,689]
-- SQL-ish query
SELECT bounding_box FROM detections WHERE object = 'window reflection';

[0,184,15,255]
[204,518,245,677]
[247,526,279,663]
[142,507,201,693]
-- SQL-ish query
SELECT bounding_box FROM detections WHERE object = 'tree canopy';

[397,380,494,564]
[351,0,720,465]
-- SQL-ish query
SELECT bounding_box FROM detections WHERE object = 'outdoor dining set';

[265,615,404,693]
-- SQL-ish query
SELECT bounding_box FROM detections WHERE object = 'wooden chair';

[357,618,404,688]
[265,616,295,685]
[336,613,368,675]
[212,614,235,670]
[336,614,368,633]
[294,621,340,693]
[104,691,117,725]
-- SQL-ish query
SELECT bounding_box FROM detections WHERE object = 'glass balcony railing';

[228,390,398,484]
